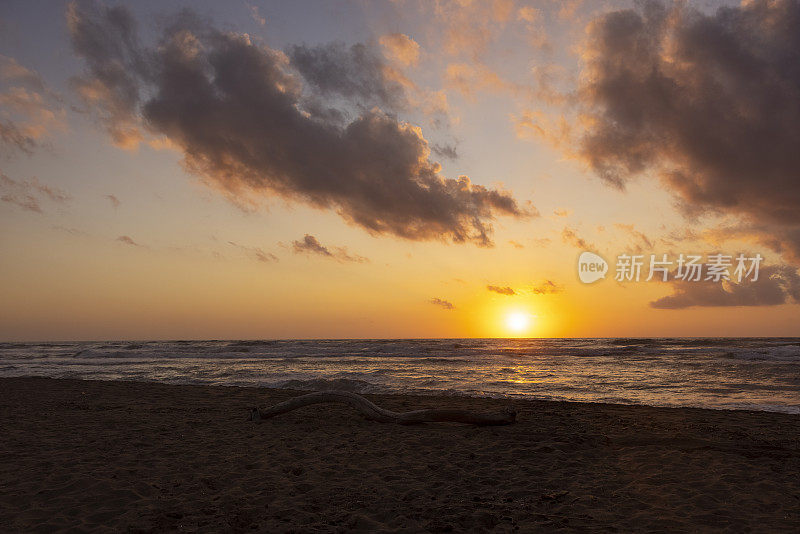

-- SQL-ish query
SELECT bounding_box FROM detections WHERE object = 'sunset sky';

[2,0,799,341]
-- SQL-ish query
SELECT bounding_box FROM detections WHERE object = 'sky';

[1,0,800,341]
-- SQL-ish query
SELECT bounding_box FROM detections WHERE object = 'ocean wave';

[723,345,800,362]
[2,338,800,414]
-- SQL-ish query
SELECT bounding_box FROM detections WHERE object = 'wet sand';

[1,377,798,532]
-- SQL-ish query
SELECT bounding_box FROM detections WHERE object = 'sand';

[1,377,799,532]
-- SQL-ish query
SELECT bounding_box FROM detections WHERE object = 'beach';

[1,377,799,532]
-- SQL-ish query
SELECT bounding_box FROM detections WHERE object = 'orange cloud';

[562,226,593,250]
[0,56,66,154]
[379,33,420,67]
[444,62,509,99]
[430,0,516,59]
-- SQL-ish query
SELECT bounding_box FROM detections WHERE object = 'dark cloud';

[68,2,527,245]
[487,285,515,295]
[116,235,140,246]
[0,173,70,213]
[579,0,800,262]
[432,143,458,160]
[288,42,405,112]
[429,297,455,310]
[703,222,800,265]
[228,241,279,263]
[530,280,563,295]
[651,265,800,309]
[292,234,331,256]
[67,1,145,148]
[292,234,368,263]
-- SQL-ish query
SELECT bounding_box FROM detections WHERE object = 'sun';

[505,311,532,335]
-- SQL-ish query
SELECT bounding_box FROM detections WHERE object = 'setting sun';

[505,311,532,335]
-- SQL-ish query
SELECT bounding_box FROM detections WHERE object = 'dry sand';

[1,377,799,532]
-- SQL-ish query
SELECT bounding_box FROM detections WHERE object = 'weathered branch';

[250,390,516,426]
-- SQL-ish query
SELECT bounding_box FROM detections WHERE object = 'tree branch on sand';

[250,391,517,426]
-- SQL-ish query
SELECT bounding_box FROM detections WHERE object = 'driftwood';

[250,390,516,426]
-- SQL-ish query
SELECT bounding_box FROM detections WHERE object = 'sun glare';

[505,311,532,335]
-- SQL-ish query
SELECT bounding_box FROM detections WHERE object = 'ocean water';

[1,338,799,414]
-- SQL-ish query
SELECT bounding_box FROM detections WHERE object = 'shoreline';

[4,337,799,416]
[4,373,800,416]
[2,377,799,531]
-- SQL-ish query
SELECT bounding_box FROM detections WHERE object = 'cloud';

[292,234,330,256]
[228,241,279,263]
[508,239,524,249]
[487,285,515,295]
[247,3,266,26]
[530,280,563,295]
[614,223,653,253]
[445,62,510,99]
[0,121,36,155]
[67,1,528,246]
[0,55,45,91]
[651,265,800,309]
[553,208,571,218]
[0,173,70,213]
[295,32,447,128]
[291,234,368,263]
[446,60,571,105]
[487,280,563,296]
[429,297,455,310]
[288,41,406,112]
[517,6,540,24]
[427,0,517,59]
[517,6,550,50]
[291,39,450,129]
[561,226,593,250]
[379,33,420,67]
[66,1,144,149]
[105,194,120,208]
[116,235,140,246]
[431,142,457,160]
[699,222,800,266]
[511,109,573,150]
[0,55,65,156]
[53,225,87,236]
[578,0,800,263]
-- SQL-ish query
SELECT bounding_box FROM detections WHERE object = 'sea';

[1,338,799,414]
